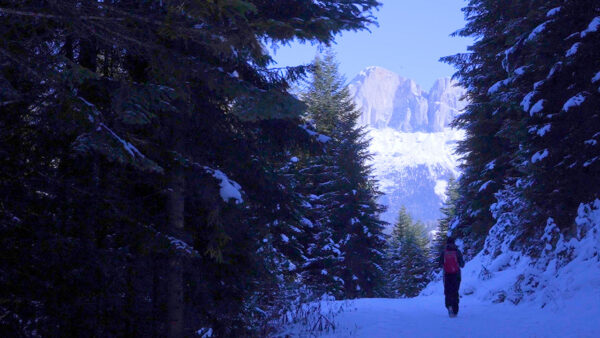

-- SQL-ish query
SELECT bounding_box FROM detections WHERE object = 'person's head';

[446,237,455,245]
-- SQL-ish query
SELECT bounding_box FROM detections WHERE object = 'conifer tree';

[385,207,430,297]
[518,1,600,229]
[442,0,562,250]
[432,176,459,260]
[301,49,387,299]
[444,0,599,251]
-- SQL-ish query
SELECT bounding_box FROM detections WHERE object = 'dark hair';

[446,237,455,244]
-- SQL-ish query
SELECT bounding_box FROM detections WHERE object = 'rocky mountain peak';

[348,66,466,132]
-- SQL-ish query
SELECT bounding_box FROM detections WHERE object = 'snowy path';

[317,295,599,338]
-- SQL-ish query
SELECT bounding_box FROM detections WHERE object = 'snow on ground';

[308,292,599,338]
[282,199,600,337]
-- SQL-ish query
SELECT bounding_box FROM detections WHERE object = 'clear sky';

[269,0,473,90]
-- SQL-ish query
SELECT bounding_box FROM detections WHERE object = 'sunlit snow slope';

[348,66,466,227]
[367,128,463,227]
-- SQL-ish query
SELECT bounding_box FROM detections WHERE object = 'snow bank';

[279,200,600,336]
[423,199,600,312]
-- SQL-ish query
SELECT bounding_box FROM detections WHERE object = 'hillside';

[347,66,465,226]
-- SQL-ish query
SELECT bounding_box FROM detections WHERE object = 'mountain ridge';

[348,66,465,228]
[348,66,466,132]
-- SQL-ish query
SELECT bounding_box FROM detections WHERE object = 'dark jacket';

[438,243,465,273]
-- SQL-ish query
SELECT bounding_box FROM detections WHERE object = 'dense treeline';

[445,0,600,254]
[0,0,384,336]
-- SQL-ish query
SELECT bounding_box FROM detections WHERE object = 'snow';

[592,71,600,83]
[529,99,545,116]
[283,198,600,337]
[583,157,598,167]
[562,93,586,112]
[196,328,213,337]
[434,180,448,201]
[484,160,495,171]
[99,123,145,158]
[580,17,600,38]
[531,149,548,163]
[546,7,561,17]
[501,45,517,72]
[478,180,493,192]
[537,123,551,136]
[521,91,536,111]
[166,235,199,256]
[520,91,536,111]
[526,21,549,42]
[513,66,528,76]
[487,78,512,95]
[367,127,462,188]
[280,234,289,243]
[300,217,314,228]
[203,167,243,204]
[300,124,331,143]
[565,42,581,57]
[366,127,463,227]
[547,62,562,79]
[289,295,599,337]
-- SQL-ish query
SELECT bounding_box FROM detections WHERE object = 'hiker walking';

[438,237,465,317]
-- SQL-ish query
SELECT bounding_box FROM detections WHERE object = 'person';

[438,237,465,317]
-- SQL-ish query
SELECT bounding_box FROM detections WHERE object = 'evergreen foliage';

[300,49,387,299]
[0,0,382,335]
[444,0,600,254]
[385,207,430,298]
[431,176,459,260]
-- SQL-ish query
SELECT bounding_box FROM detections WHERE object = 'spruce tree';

[442,0,562,251]
[432,176,459,260]
[301,49,387,299]
[386,207,430,298]
[519,1,600,229]
[444,0,599,251]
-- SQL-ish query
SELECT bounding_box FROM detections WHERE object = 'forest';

[1,0,599,337]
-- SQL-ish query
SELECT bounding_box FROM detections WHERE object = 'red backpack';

[443,250,460,274]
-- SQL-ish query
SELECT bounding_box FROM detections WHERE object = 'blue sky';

[269,0,473,90]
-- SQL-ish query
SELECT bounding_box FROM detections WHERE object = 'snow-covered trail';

[318,295,599,337]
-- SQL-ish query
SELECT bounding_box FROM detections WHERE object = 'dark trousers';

[443,272,461,314]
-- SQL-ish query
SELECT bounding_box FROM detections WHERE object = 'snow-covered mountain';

[349,66,466,132]
[348,66,466,228]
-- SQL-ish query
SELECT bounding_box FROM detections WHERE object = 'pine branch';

[0,7,124,21]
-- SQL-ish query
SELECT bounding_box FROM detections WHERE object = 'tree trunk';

[167,164,185,338]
